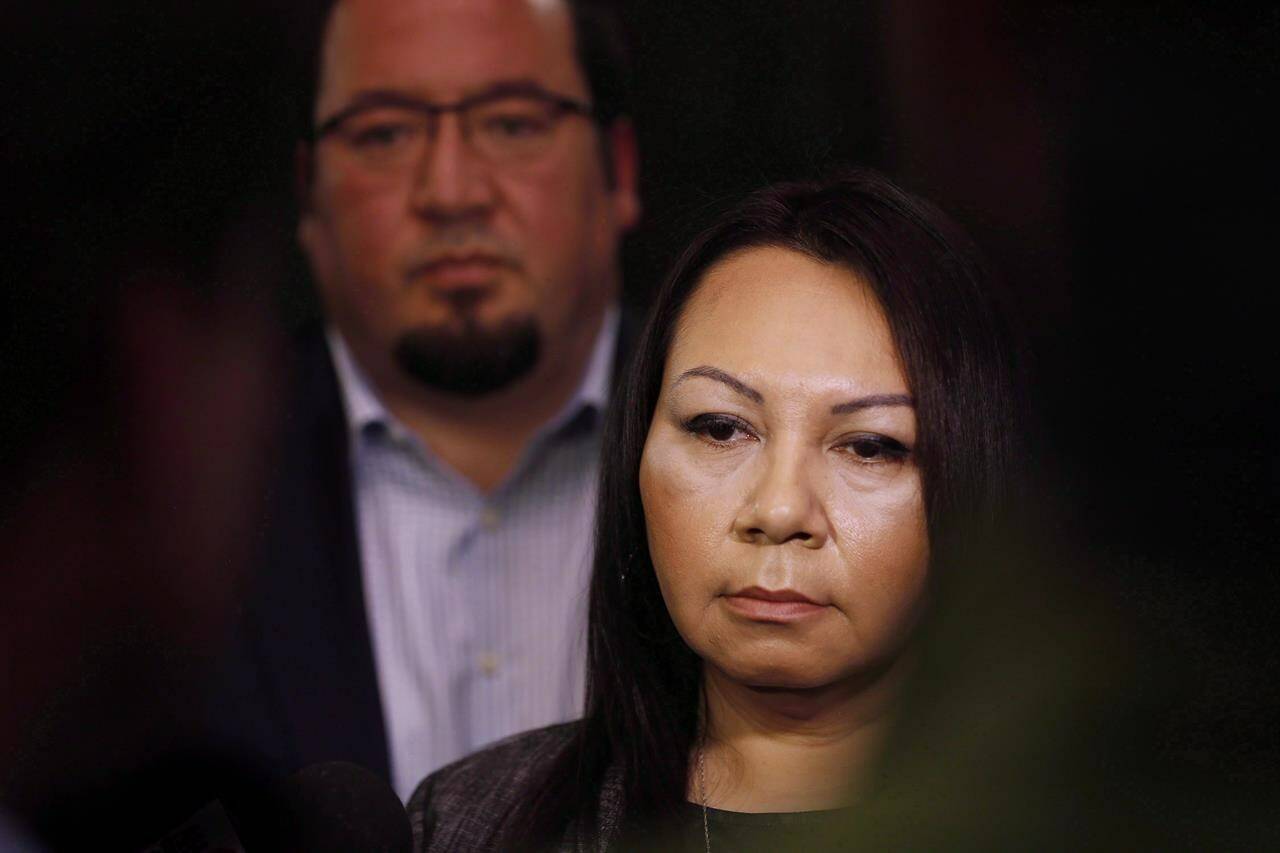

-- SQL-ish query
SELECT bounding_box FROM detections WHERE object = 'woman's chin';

[703,638,902,696]
[709,654,846,692]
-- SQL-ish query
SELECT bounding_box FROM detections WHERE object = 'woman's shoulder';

[407,721,581,851]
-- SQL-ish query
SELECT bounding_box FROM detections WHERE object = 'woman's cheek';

[639,428,733,629]
[826,468,926,558]
[826,477,930,648]
[640,431,694,593]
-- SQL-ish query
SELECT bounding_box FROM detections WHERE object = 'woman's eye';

[683,414,753,445]
[842,435,910,463]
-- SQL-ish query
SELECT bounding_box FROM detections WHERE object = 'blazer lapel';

[245,331,390,780]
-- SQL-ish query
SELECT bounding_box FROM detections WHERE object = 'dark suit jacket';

[407,721,622,852]
[210,328,390,780]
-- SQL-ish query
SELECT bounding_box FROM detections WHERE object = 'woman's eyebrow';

[673,366,763,403]
[831,394,914,414]
[673,368,912,412]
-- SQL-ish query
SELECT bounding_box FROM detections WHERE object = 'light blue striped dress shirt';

[327,310,617,800]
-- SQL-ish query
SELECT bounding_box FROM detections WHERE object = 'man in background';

[217,0,640,799]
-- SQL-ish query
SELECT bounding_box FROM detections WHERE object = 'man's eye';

[683,414,752,445]
[349,123,417,148]
[482,114,551,138]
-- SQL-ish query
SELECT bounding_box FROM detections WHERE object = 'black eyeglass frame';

[309,84,598,143]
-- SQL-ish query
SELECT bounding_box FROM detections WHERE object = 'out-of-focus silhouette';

[1,4,289,849]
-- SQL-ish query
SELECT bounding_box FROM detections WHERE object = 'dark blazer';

[209,328,390,780]
[407,721,622,852]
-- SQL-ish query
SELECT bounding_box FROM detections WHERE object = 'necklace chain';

[696,744,711,853]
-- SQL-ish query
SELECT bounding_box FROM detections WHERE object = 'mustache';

[403,228,523,273]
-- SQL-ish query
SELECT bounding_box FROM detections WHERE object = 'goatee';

[392,314,540,397]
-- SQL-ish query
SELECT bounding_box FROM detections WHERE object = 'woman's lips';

[723,586,825,622]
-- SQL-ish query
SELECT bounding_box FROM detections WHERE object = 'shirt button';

[480,507,501,531]
[477,651,500,676]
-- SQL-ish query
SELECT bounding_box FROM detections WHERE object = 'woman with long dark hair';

[408,169,1018,851]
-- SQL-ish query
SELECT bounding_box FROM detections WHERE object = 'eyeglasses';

[311,87,597,172]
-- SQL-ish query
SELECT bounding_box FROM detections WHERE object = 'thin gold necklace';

[696,745,711,853]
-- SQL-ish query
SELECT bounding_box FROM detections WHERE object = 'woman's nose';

[731,442,829,548]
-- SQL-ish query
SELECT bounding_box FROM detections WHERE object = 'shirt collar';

[327,328,394,442]
[327,304,619,446]
[548,302,618,433]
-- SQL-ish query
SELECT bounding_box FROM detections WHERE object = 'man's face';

[300,0,639,395]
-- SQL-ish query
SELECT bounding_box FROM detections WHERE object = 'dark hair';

[296,0,633,135]
[504,169,1021,848]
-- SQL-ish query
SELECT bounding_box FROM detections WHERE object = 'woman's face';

[639,246,929,690]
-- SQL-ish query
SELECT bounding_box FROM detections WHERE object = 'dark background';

[4,0,1278,846]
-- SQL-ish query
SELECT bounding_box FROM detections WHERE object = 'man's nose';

[731,441,830,548]
[409,114,496,223]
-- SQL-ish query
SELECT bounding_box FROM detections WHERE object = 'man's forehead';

[316,0,584,120]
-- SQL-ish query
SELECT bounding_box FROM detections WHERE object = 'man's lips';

[723,586,825,622]
[408,255,510,288]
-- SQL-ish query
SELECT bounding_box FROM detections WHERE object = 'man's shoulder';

[407,721,581,850]
[280,324,342,413]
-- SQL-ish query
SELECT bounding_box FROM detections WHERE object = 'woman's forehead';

[668,246,908,397]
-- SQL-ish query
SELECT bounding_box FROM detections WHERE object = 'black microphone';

[246,761,412,853]
[143,761,411,853]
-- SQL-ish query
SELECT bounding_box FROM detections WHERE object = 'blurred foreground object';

[2,4,289,847]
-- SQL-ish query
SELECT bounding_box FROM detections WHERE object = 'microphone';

[249,761,413,852]
[143,761,411,853]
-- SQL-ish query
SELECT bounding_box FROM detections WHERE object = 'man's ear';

[291,138,330,279]
[294,140,316,217]
[606,118,641,231]
[295,140,325,269]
